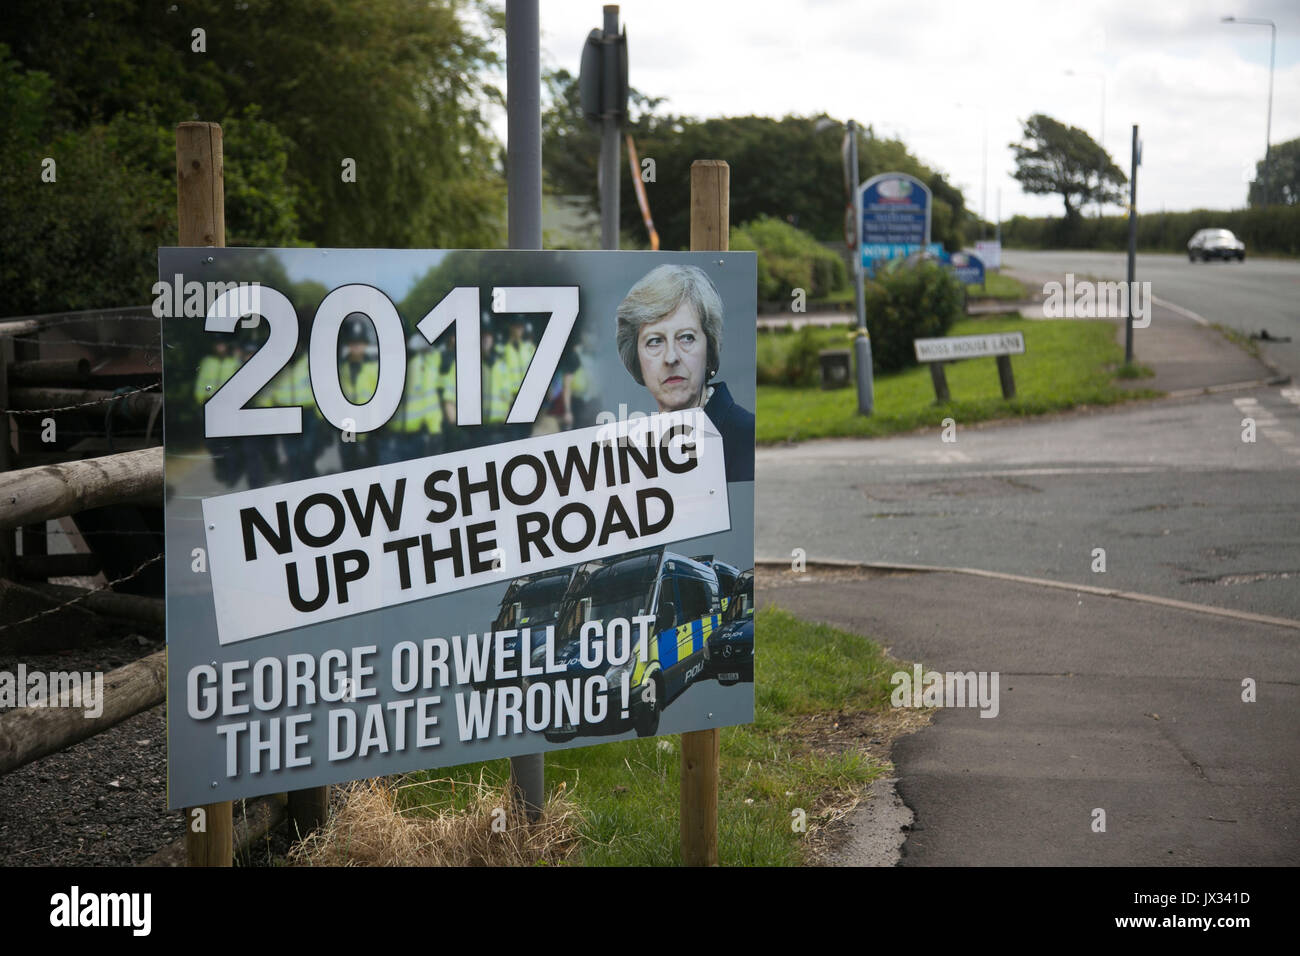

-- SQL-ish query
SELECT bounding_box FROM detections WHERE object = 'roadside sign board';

[159,248,756,809]
[914,331,1025,362]
[950,251,986,286]
[973,240,1002,270]
[860,172,932,275]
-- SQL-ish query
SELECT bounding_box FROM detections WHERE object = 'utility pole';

[505,0,545,822]
[1125,124,1139,367]
[599,5,621,249]
[1221,17,1276,205]
[847,120,873,415]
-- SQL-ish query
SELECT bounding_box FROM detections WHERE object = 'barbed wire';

[6,383,161,415]
[9,333,160,350]
[0,552,163,633]
[2,312,157,333]
[27,527,161,538]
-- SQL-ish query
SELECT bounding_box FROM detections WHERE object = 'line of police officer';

[193,312,593,488]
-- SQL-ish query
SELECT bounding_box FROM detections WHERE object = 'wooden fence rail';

[0,447,163,531]
[0,649,166,775]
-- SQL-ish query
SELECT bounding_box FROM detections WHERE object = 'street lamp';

[954,101,988,238]
[815,116,873,415]
[1064,69,1106,216]
[1222,15,1276,206]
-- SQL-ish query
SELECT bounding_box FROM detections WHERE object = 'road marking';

[1233,397,1258,407]
[1153,296,1211,327]
[1261,429,1294,443]
[755,557,1300,631]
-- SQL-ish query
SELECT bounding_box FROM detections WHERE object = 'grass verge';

[966,271,1026,301]
[756,314,1160,444]
[1210,322,1263,359]
[287,606,910,866]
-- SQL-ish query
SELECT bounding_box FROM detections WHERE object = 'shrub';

[756,324,825,386]
[864,261,965,373]
[732,216,848,304]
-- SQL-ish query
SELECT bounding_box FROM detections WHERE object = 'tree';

[1248,137,1300,207]
[541,70,975,251]
[1,0,506,251]
[1010,113,1126,221]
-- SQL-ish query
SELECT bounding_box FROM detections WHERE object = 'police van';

[704,568,754,686]
[530,546,723,741]
[694,556,741,610]
[474,568,574,690]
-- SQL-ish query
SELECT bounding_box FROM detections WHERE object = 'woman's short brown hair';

[615,264,723,385]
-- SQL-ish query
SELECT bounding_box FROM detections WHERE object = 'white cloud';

[492,0,1299,219]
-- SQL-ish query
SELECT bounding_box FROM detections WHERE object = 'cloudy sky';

[495,0,1299,220]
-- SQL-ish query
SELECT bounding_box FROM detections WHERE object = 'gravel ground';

[0,625,354,867]
[0,628,182,866]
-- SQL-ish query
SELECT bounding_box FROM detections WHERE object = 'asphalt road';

[757,387,1300,620]
[1002,249,1300,381]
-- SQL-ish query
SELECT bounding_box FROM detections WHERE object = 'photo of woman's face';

[636,300,708,412]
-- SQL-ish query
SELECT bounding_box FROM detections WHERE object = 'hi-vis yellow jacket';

[270,354,316,410]
[340,360,379,439]
[389,353,446,434]
[194,354,239,405]
[500,339,535,391]
[482,352,512,425]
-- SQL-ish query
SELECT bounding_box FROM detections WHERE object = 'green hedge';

[731,216,848,304]
[757,324,826,386]
[1002,205,1300,256]
[865,261,965,373]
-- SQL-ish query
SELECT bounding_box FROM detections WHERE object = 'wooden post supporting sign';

[175,122,331,863]
[680,159,727,868]
[176,122,235,868]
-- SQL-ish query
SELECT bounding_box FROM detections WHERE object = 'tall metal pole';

[1222,17,1276,205]
[1098,77,1106,216]
[995,187,1002,246]
[599,5,621,249]
[1263,20,1274,204]
[1125,124,1138,367]
[981,112,988,238]
[505,0,545,822]
[848,120,873,415]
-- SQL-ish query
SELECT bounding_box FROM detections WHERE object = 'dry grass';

[287,775,583,867]
[791,706,933,863]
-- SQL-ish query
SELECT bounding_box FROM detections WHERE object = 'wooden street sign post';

[680,159,727,868]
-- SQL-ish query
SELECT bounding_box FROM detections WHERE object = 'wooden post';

[929,362,951,403]
[287,786,330,837]
[176,121,328,860]
[176,121,234,867]
[996,354,1016,399]
[0,333,14,579]
[176,122,226,248]
[681,159,727,868]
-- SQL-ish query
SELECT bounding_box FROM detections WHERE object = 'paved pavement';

[762,567,1298,866]
[756,253,1300,865]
